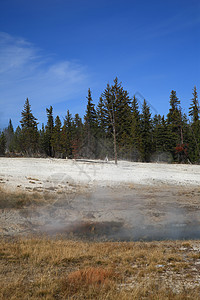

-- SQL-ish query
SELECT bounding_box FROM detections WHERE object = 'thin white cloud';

[0,32,89,129]
[0,32,39,75]
[140,10,200,41]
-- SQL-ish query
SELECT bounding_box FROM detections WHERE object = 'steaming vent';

[40,220,200,242]
[43,221,125,240]
[1,174,200,241]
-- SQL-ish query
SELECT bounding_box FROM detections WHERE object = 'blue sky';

[0,0,199,129]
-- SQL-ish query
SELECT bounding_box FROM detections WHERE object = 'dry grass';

[0,187,53,209]
[0,188,43,209]
[0,237,200,299]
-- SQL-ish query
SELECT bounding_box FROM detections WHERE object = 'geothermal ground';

[0,157,200,240]
[1,158,200,299]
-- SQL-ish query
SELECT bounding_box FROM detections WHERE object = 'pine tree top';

[189,86,199,123]
[8,119,14,133]
[46,106,54,132]
[20,98,38,129]
[84,89,97,127]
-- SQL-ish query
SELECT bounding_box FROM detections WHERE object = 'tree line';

[0,78,200,164]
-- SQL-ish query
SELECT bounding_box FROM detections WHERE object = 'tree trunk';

[113,126,117,165]
[180,126,184,144]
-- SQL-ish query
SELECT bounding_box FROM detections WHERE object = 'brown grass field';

[1,237,200,299]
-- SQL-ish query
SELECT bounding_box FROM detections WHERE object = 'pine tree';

[96,96,113,159]
[140,100,152,162]
[152,114,162,152]
[152,115,173,162]
[166,91,183,160]
[97,97,107,138]
[38,124,46,156]
[71,113,83,158]
[175,113,191,163]
[4,119,14,152]
[8,119,14,133]
[101,83,117,163]
[111,78,132,159]
[83,89,98,158]
[73,113,83,138]
[45,106,54,157]
[96,96,111,159]
[189,86,199,123]
[167,90,180,121]
[130,96,141,161]
[20,98,39,155]
[0,132,6,156]
[20,98,38,128]
[51,116,62,157]
[84,89,98,129]
[60,110,74,158]
[189,86,200,162]
[100,78,131,163]
[13,126,22,153]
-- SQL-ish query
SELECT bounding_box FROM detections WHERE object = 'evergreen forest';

[1,78,200,164]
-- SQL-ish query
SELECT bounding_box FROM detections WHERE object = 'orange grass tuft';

[67,267,116,286]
